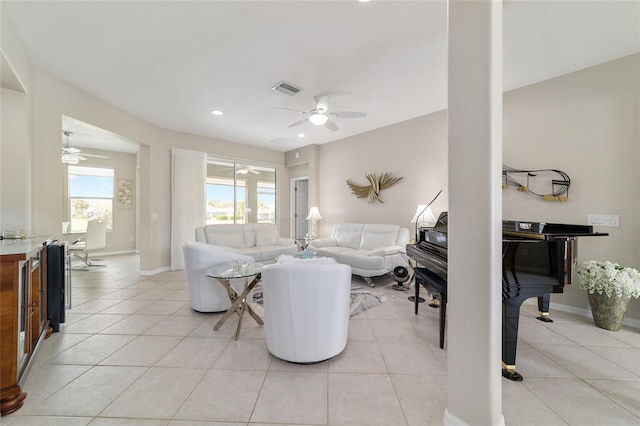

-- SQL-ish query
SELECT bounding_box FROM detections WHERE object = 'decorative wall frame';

[117,179,133,209]
[502,164,570,202]
[346,172,403,204]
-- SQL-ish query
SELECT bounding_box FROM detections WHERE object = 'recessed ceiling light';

[298,133,306,138]
[210,110,224,116]
[358,0,371,3]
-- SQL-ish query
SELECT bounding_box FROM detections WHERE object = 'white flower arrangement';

[578,260,640,299]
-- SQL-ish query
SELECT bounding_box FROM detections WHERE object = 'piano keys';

[406,212,607,381]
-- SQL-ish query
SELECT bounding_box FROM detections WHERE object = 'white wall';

[27,68,286,273]
[1,1,32,234]
[312,54,639,323]
[503,54,640,322]
[1,87,31,232]
[317,110,449,239]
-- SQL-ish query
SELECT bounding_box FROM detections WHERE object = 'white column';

[445,1,503,425]
[170,148,207,270]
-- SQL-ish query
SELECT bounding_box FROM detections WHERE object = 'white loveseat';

[195,223,297,261]
[307,223,410,286]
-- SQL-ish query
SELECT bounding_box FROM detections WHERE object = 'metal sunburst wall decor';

[347,172,403,204]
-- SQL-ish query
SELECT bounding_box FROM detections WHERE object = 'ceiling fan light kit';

[62,131,82,164]
[309,112,328,126]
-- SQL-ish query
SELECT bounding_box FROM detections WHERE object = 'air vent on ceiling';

[271,80,303,96]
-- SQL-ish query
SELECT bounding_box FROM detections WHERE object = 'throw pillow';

[256,225,277,246]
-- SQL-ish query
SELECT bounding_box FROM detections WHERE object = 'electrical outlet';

[587,214,620,227]
[129,236,134,242]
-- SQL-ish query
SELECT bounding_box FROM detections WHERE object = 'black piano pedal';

[536,312,554,323]
[502,365,524,382]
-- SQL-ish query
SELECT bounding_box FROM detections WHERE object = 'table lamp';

[305,207,322,240]
[410,204,436,242]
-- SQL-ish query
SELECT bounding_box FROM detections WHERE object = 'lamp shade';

[306,207,323,221]
[410,205,436,225]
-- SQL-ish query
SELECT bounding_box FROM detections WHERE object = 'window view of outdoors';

[206,160,276,225]
[68,165,114,233]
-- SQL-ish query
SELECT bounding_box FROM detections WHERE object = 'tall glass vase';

[588,292,630,331]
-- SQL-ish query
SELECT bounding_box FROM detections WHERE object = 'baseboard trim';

[550,302,640,330]
[140,266,171,276]
[84,250,137,257]
[443,409,505,426]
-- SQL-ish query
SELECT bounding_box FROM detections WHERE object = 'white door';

[291,178,309,241]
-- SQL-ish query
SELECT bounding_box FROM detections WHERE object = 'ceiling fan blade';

[330,111,367,118]
[77,155,88,161]
[288,118,309,128]
[82,153,110,159]
[324,119,339,131]
[62,146,81,154]
[313,91,353,104]
[273,106,308,115]
[248,169,260,175]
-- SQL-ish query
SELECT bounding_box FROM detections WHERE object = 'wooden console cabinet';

[0,236,51,416]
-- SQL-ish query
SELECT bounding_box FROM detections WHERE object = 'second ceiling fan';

[61,131,110,164]
[274,92,366,131]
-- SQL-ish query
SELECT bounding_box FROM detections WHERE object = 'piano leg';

[536,293,554,322]
[411,280,426,314]
[439,292,447,349]
[414,268,447,349]
[502,300,524,382]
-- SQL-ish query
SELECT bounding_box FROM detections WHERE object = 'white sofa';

[195,223,297,261]
[262,259,352,363]
[307,223,410,286]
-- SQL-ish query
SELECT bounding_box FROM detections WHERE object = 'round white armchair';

[183,242,255,312]
[261,260,352,363]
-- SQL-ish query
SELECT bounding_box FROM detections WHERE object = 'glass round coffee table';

[206,260,273,340]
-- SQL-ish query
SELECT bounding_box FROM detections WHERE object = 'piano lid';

[502,220,607,239]
[418,214,607,243]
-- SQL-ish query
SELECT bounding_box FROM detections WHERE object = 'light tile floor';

[3,254,639,425]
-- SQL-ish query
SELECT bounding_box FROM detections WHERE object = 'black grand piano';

[406,212,607,381]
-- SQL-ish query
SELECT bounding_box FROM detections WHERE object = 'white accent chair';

[261,260,352,363]
[183,242,255,312]
[69,219,107,267]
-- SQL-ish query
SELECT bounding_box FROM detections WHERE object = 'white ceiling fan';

[274,92,366,132]
[236,166,260,175]
[61,131,109,164]
[220,165,261,175]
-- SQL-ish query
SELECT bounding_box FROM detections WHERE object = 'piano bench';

[414,267,448,349]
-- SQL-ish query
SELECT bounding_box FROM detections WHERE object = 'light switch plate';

[587,214,619,227]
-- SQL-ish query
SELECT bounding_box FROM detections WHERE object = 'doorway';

[291,177,309,241]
